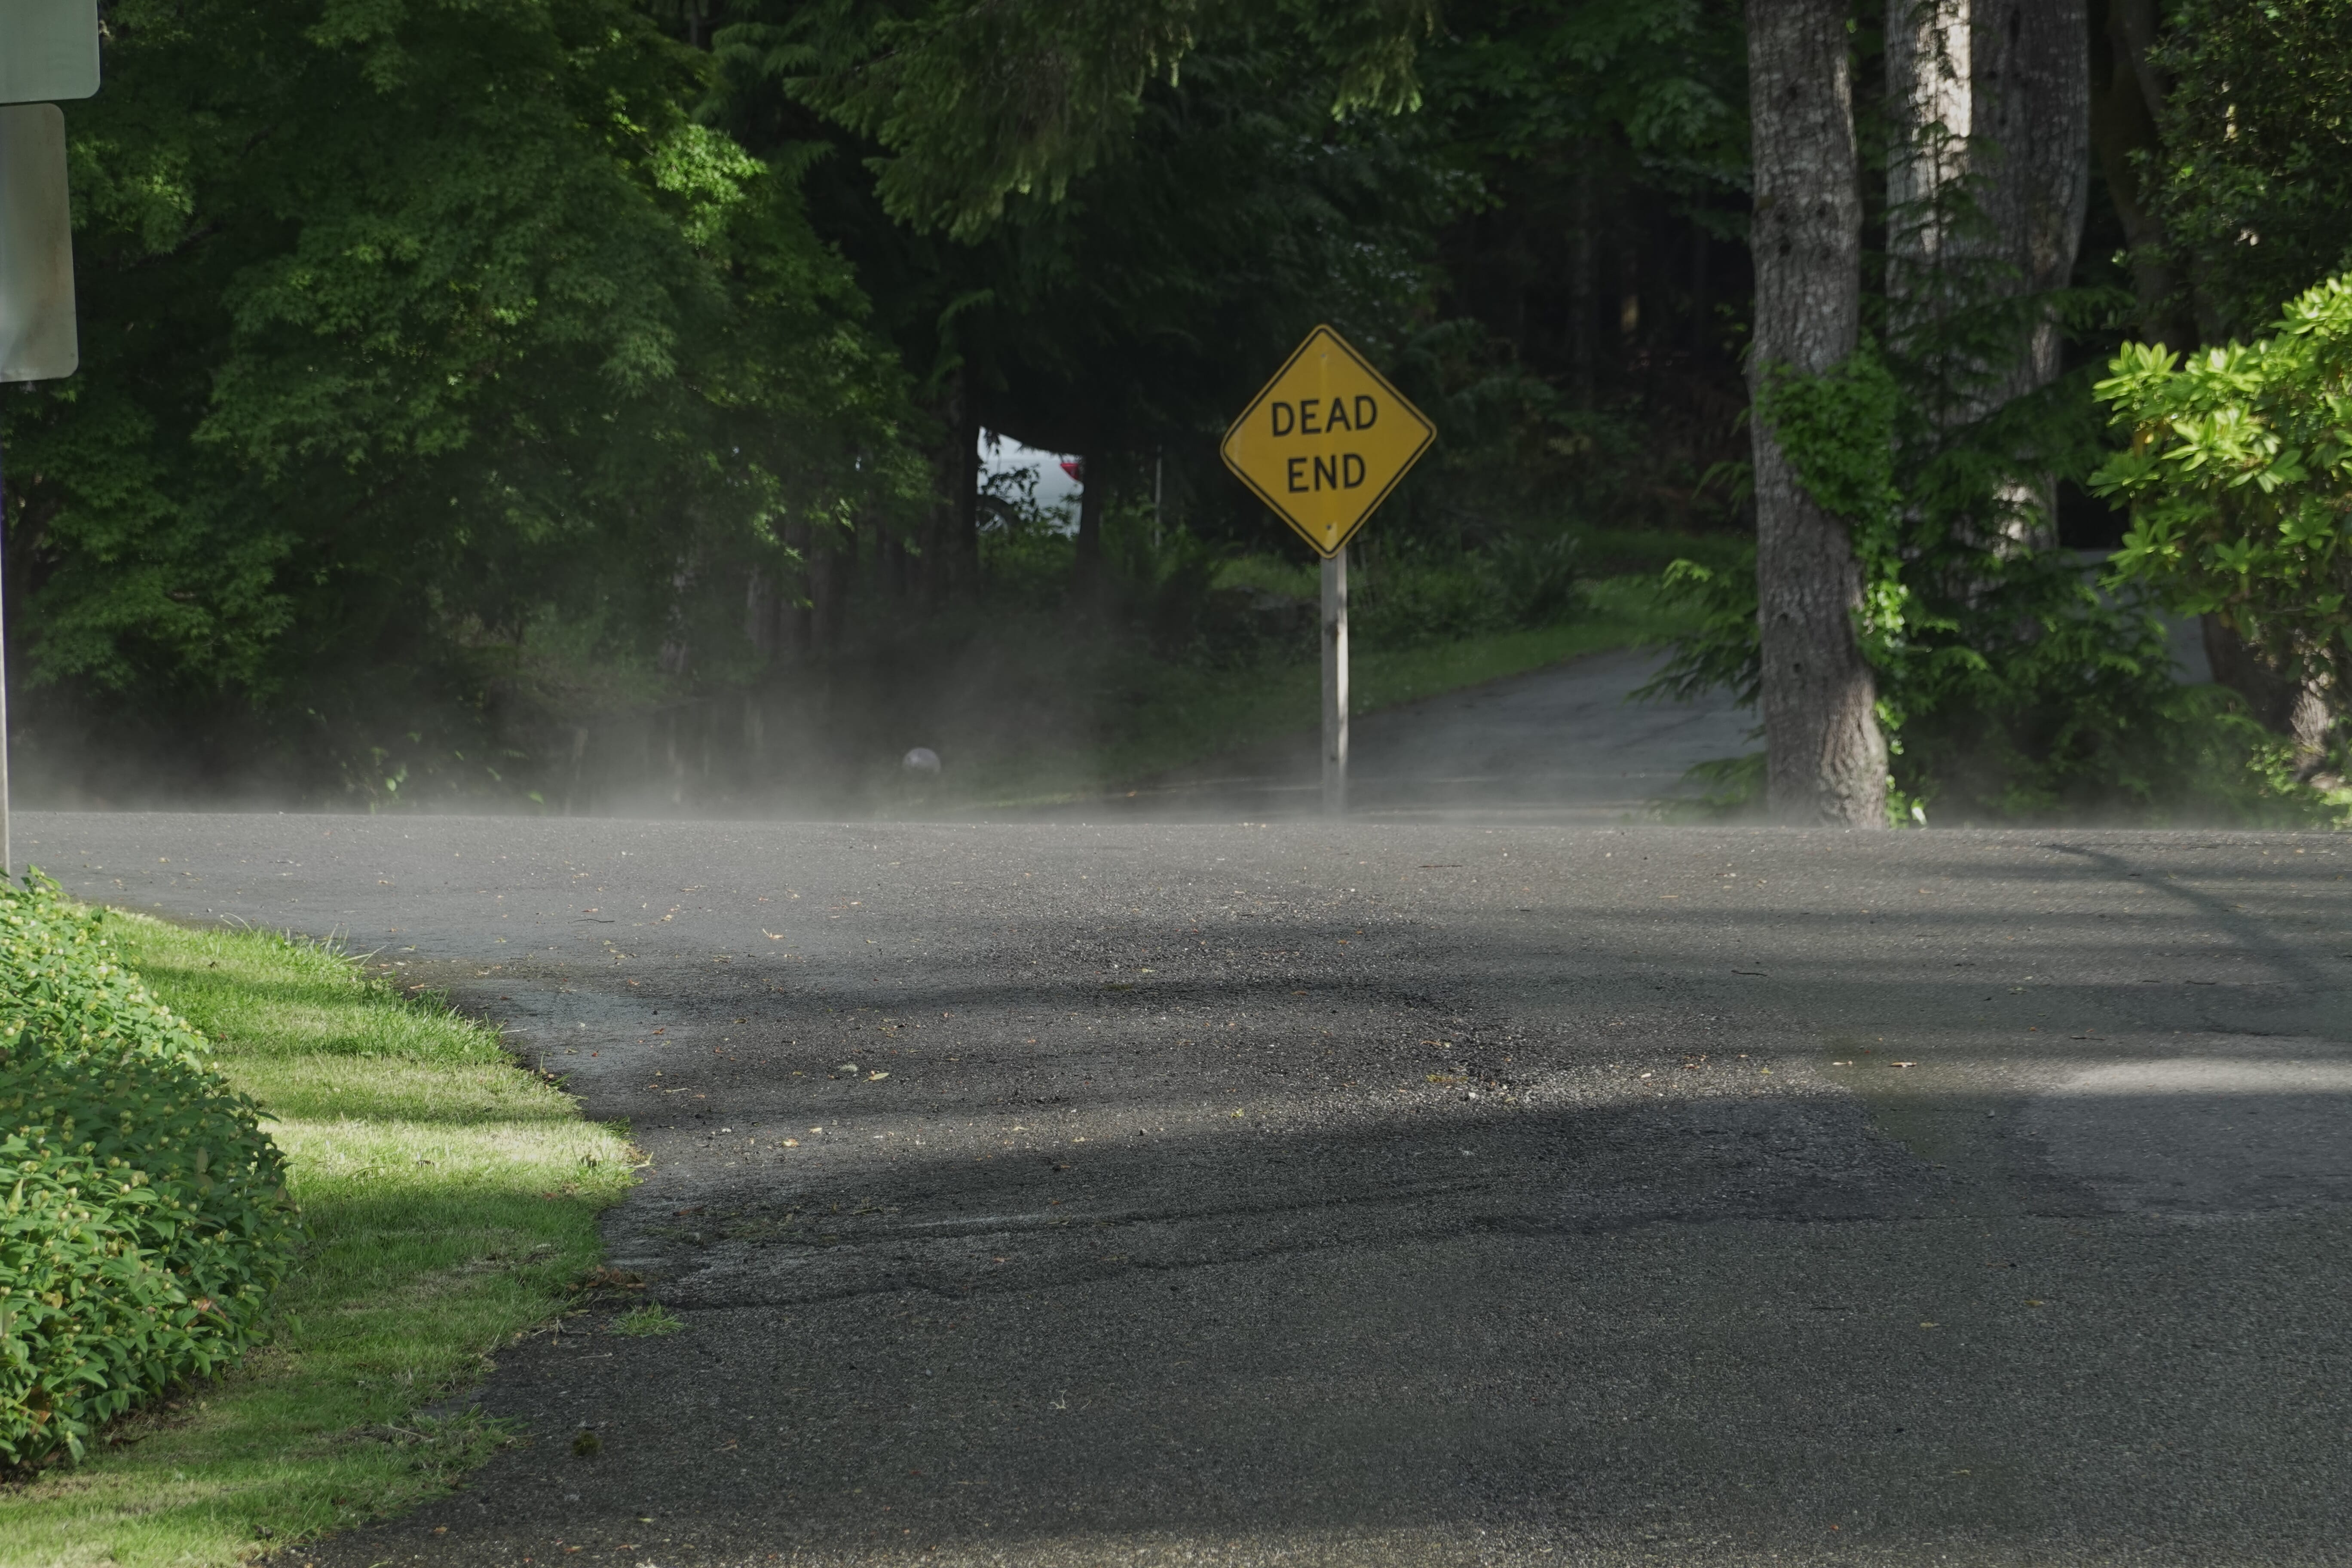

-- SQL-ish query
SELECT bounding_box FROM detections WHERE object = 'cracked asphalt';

[21,812,2352,1566]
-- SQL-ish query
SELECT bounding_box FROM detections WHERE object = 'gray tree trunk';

[923,370,980,606]
[2286,677,2339,784]
[779,518,814,658]
[2202,618,2341,779]
[1748,0,1889,827]
[1975,0,2089,404]
[1570,147,1596,409]
[1981,0,2089,548]
[810,526,851,652]
[1887,0,2087,548]
[2089,0,2187,346]
[1886,0,1972,355]
[1072,452,1105,593]
[744,566,783,665]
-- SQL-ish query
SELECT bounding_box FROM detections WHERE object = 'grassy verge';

[939,573,1697,808]
[0,915,632,1568]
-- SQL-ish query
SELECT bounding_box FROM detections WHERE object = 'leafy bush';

[1103,511,1237,662]
[0,876,298,1466]
[2093,274,2352,758]
[1354,558,1507,648]
[978,463,1079,613]
[1482,531,1585,627]
[1643,545,2346,825]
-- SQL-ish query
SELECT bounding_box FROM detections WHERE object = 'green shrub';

[1645,546,2350,826]
[2094,274,2352,749]
[1482,532,1585,626]
[0,876,299,1466]
[1354,558,1507,647]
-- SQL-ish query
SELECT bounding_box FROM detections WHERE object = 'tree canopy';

[4,0,2344,819]
[11,0,912,793]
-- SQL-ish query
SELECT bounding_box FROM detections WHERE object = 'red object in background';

[1060,459,1084,483]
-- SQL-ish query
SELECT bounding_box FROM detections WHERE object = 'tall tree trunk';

[1071,452,1104,594]
[1570,148,1596,410]
[1885,0,1972,370]
[2285,673,2339,784]
[1975,0,2090,461]
[1617,239,1643,349]
[1749,0,1889,827]
[810,525,851,653]
[745,566,782,665]
[2202,618,2341,778]
[952,390,980,596]
[1688,223,1710,358]
[1889,0,2088,550]
[780,518,813,658]
[2090,2,2285,730]
[881,527,911,602]
[924,369,981,607]
[1890,0,2089,357]
[2089,0,2186,346]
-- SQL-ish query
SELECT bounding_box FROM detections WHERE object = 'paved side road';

[1059,646,1756,822]
[23,813,2352,1567]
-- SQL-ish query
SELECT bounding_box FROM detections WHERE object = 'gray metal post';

[1,428,12,882]
[1321,545,1348,815]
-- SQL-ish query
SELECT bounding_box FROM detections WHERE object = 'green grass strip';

[0,914,632,1567]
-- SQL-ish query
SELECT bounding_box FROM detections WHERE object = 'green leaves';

[787,0,1207,238]
[2092,271,2352,704]
[1758,346,1903,530]
[1756,342,1917,658]
[0,876,300,1466]
[768,0,1434,239]
[6,0,914,797]
[2149,2,2352,336]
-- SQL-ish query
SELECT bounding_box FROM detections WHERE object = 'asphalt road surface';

[1066,646,1755,823]
[23,812,2352,1567]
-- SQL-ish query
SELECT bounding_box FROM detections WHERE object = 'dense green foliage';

[2148,1,2352,337]
[1648,220,2339,824]
[9,0,2351,818]
[1635,0,2352,824]
[755,0,1436,239]
[10,0,912,800]
[0,879,298,1466]
[2093,276,2352,717]
[1645,532,2315,823]
[6,0,1755,811]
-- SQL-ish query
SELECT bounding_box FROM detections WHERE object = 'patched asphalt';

[23,812,2352,1566]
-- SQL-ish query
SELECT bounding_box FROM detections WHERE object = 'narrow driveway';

[1070,646,1754,821]
[24,813,2352,1566]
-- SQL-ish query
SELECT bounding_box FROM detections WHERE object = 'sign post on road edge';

[1220,325,1434,815]
[0,0,98,877]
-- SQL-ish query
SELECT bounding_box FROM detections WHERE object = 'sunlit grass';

[0,915,634,1568]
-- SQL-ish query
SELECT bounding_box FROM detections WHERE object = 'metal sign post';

[0,0,98,874]
[1320,547,1348,813]
[1219,324,1433,816]
[0,435,10,877]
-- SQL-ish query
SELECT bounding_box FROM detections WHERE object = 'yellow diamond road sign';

[1221,325,1434,557]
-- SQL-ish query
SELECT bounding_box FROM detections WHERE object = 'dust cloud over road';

[26,812,2352,1567]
